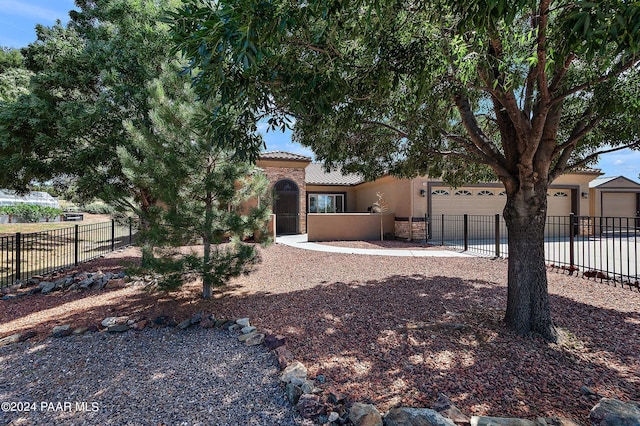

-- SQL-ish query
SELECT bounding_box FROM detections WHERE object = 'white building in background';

[0,190,61,209]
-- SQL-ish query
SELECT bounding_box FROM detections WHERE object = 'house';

[256,151,633,241]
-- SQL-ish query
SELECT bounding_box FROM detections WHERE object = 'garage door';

[430,187,573,240]
[602,192,638,218]
[430,187,506,240]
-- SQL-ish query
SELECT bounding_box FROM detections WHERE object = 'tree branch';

[362,120,409,138]
[551,56,640,105]
[555,141,640,177]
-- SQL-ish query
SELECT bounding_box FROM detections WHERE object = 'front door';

[274,180,299,234]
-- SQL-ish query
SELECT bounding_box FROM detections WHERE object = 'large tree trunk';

[503,186,558,342]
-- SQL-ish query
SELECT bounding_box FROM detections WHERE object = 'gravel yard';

[1,242,639,424]
[1,328,307,426]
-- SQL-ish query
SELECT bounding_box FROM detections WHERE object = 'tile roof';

[259,151,312,162]
[305,163,364,185]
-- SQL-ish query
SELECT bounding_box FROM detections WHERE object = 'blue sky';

[1,0,638,180]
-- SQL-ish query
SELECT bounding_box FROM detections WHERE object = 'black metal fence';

[1,219,135,288]
[428,214,639,290]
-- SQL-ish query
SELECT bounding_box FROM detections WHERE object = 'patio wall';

[307,213,395,241]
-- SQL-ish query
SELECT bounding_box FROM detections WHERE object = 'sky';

[1,0,638,181]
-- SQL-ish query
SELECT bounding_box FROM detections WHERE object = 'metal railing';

[1,219,135,288]
[427,214,639,290]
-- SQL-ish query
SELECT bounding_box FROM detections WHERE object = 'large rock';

[274,346,294,369]
[285,383,303,405]
[236,318,250,327]
[52,324,71,338]
[39,281,56,294]
[349,403,382,426]
[264,334,287,350]
[296,394,326,419]
[590,398,640,426]
[107,324,130,333]
[244,333,265,346]
[101,316,129,328]
[0,333,22,347]
[471,417,538,426]
[385,408,456,426]
[279,361,307,384]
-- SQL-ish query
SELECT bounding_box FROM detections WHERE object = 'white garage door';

[430,187,574,240]
[602,192,638,218]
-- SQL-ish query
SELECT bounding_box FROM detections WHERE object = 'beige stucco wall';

[353,176,413,216]
[307,213,395,241]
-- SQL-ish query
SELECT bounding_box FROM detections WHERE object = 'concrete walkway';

[276,234,472,257]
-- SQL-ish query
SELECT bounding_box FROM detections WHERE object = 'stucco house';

[257,151,639,241]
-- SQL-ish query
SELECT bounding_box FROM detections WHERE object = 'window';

[308,194,344,213]
[431,189,449,196]
[553,191,568,197]
[454,190,472,196]
[498,191,506,196]
[477,190,494,196]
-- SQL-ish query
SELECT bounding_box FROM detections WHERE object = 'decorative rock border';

[2,274,639,426]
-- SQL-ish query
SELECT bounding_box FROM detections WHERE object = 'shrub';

[81,201,115,215]
[0,204,62,222]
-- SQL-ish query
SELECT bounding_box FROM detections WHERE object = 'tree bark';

[503,186,558,342]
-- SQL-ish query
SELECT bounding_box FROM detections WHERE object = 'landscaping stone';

[214,319,228,328]
[385,408,456,426]
[72,327,89,335]
[329,388,347,404]
[19,331,37,342]
[471,417,538,426]
[328,412,340,423]
[177,319,193,330]
[349,403,382,426]
[239,332,258,342]
[236,318,250,327]
[78,278,94,289]
[39,281,56,294]
[274,346,295,369]
[316,375,326,384]
[589,398,640,426]
[131,320,148,331]
[434,393,470,425]
[279,361,307,384]
[190,312,203,324]
[199,316,215,328]
[296,394,325,419]
[241,325,256,334]
[244,333,265,346]
[107,324,130,333]
[52,325,71,338]
[264,334,287,350]
[0,333,21,347]
[285,383,303,405]
[101,316,129,328]
[301,380,318,395]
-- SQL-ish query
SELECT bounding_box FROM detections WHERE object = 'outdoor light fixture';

[581,192,589,198]
[419,189,426,197]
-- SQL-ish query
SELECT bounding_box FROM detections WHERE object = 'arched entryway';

[274,179,299,234]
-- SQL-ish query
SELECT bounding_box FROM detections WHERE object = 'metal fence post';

[441,214,444,246]
[74,224,79,266]
[463,214,469,252]
[15,232,21,281]
[569,213,575,273]
[495,214,501,257]
[111,219,115,251]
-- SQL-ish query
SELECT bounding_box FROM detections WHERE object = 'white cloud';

[0,0,62,22]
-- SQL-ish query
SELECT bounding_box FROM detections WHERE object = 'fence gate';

[274,179,299,235]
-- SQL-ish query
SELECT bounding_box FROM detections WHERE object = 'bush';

[81,201,115,215]
[0,204,62,222]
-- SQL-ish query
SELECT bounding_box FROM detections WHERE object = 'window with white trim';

[431,189,449,196]
[308,194,344,213]
[498,191,506,196]
[477,190,494,196]
[553,191,568,197]
[454,190,472,196]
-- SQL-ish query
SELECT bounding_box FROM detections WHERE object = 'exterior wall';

[307,213,395,241]
[588,177,640,218]
[395,217,427,241]
[305,185,358,212]
[257,159,309,234]
[354,176,412,216]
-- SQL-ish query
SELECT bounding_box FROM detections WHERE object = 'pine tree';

[121,65,272,298]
